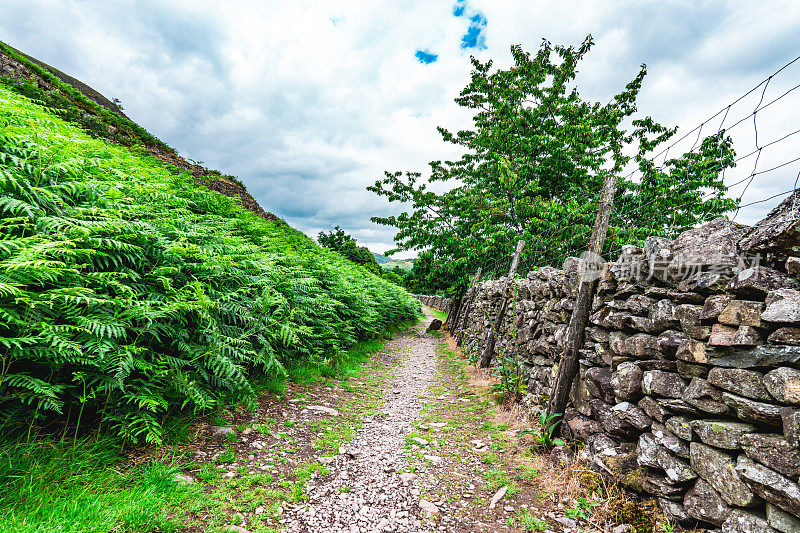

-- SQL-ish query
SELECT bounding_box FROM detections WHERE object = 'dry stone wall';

[416,192,800,532]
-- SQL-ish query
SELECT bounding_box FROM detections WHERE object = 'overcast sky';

[2,1,799,258]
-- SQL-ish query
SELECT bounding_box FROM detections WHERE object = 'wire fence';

[475,53,800,282]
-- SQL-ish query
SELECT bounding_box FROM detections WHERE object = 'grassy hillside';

[382,258,415,271]
[0,83,420,445]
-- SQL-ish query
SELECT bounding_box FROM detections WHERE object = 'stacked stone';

[413,295,452,314]
[416,193,800,532]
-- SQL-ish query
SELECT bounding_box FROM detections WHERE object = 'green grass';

[0,438,202,532]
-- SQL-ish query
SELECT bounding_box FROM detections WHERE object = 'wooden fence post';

[456,267,482,345]
[480,240,526,368]
[547,171,619,425]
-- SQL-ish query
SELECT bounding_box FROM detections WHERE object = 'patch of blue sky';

[415,49,438,64]
[452,1,487,50]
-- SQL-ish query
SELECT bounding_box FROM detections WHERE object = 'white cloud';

[1,0,799,257]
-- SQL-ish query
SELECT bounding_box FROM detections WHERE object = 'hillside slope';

[0,41,274,222]
[0,75,419,444]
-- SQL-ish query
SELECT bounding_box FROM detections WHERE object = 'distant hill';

[373,252,391,264]
[382,258,415,271]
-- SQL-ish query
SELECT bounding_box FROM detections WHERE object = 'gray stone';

[642,370,687,398]
[788,257,800,277]
[649,299,681,333]
[727,266,800,299]
[739,189,800,259]
[781,407,800,447]
[766,502,800,533]
[657,498,691,526]
[768,327,800,345]
[642,471,686,499]
[645,236,674,282]
[612,401,652,431]
[763,289,800,324]
[765,367,800,405]
[653,422,690,458]
[677,360,710,379]
[740,433,800,479]
[590,399,637,438]
[666,416,694,440]
[585,366,615,403]
[676,304,704,335]
[719,300,765,327]
[707,367,771,401]
[684,377,729,414]
[733,326,762,347]
[684,478,731,526]
[611,362,643,402]
[623,333,661,358]
[609,331,629,355]
[209,426,236,440]
[701,294,733,322]
[637,432,663,468]
[638,396,670,423]
[690,442,757,507]
[657,330,689,356]
[564,408,603,440]
[709,344,800,369]
[669,218,745,284]
[657,448,697,483]
[691,419,756,449]
[426,319,442,331]
[676,338,710,364]
[722,392,783,426]
[722,510,777,533]
[737,455,800,517]
[709,323,738,346]
[656,397,700,415]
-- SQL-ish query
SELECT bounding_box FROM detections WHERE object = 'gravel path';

[283,311,440,532]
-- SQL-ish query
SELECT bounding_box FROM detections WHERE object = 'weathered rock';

[765,367,800,405]
[719,300,765,327]
[739,189,800,259]
[623,294,657,316]
[737,455,800,517]
[623,333,661,358]
[788,257,800,277]
[426,319,443,331]
[766,502,800,533]
[677,360,710,379]
[733,326,762,347]
[652,422,690,458]
[690,442,757,507]
[655,397,699,415]
[638,396,670,423]
[591,308,635,330]
[564,408,603,440]
[642,471,686,499]
[676,304,705,335]
[722,392,783,426]
[669,218,745,284]
[684,478,731,526]
[707,367,771,401]
[769,327,800,346]
[585,366,615,403]
[684,377,729,414]
[676,338,710,364]
[708,344,800,368]
[657,330,689,356]
[644,236,674,282]
[701,294,733,322]
[762,289,800,324]
[657,498,692,526]
[569,375,593,416]
[612,401,652,431]
[591,399,637,438]
[740,433,800,479]
[709,323,738,347]
[727,266,800,299]
[649,299,681,333]
[691,419,756,449]
[781,407,800,447]
[721,509,777,533]
[611,362,643,402]
[666,415,694,440]
[209,426,236,440]
[642,370,686,398]
[637,432,663,468]
[657,448,697,483]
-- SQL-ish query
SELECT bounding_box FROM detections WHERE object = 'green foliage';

[0,84,420,443]
[317,225,382,275]
[520,411,565,450]
[369,37,736,293]
[564,497,600,520]
[0,437,201,531]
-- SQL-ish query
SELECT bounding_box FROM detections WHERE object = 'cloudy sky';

[2,1,800,258]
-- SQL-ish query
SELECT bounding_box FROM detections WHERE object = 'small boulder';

[690,442,757,507]
[765,367,800,405]
[737,455,800,517]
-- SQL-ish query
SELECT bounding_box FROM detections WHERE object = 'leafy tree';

[318,226,382,275]
[369,37,736,294]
